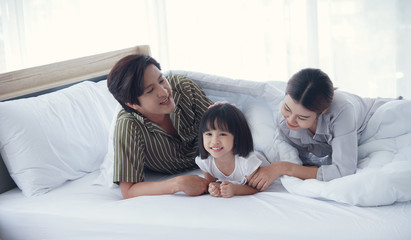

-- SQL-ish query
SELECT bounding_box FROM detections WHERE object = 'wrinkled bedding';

[281,99,411,206]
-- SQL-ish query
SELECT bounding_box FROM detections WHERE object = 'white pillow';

[242,100,278,163]
[0,80,117,196]
[94,104,122,188]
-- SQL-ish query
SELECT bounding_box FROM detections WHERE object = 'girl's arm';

[248,162,318,191]
[220,182,258,198]
[203,171,259,197]
[219,169,260,197]
[202,172,221,197]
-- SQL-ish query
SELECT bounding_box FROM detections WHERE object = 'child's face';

[202,125,234,160]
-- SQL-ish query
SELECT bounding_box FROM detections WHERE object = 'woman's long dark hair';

[286,68,334,113]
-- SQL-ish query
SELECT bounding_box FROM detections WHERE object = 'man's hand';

[175,175,210,196]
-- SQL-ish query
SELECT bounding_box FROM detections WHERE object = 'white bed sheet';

[1,169,411,240]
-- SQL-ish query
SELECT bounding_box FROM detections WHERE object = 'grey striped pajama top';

[113,75,213,184]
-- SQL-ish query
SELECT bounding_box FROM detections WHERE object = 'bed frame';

[0,45,151,194]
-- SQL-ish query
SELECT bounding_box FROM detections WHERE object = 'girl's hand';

[220,182,235,198]
[208,182,221,197]
[248,163,282,191]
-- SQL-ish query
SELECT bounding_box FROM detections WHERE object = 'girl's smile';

[211,146,223,152]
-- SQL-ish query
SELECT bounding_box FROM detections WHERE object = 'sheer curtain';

[0,0,156,71]
[1,0,410,98]
[164,0,411,98]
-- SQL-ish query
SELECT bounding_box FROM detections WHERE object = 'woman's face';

[128,64,175,120]
[280,95,318,131]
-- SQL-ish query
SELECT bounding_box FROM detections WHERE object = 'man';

[107,54,214,198]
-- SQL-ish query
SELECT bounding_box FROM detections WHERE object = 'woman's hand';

[248,163,283,191]
[249,162,318,191]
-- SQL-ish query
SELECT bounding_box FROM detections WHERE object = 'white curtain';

[1,0,410,98]
[0,0,155,70]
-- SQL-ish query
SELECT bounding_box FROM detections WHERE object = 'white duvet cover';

[281,99,411,206]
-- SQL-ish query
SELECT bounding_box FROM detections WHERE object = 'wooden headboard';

[0,45,151,193]
[0,45,151,101]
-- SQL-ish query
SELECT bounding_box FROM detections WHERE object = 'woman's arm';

[248,162,318,191]
[120,175,209,199]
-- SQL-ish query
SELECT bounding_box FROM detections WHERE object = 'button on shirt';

[113,75,214,184]
[277,91,392,181]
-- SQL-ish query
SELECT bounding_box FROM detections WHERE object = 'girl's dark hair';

[197,104,254,159]
[286,68,334,113]
[107,54,161,113]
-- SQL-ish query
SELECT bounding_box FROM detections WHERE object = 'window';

[1,0,410,98]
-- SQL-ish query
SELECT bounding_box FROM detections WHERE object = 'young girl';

[248,68,401,191]
[195,103,265,198]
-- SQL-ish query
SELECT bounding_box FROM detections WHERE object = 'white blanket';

[281,99,411,206]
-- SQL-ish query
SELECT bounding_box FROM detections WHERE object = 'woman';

[107,54,214,198]
[249,68,398,191]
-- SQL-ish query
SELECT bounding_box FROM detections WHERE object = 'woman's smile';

[286,121,299,129]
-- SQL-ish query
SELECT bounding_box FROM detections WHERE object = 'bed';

[0,45,410,240]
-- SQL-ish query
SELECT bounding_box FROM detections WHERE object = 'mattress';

[1,169,411,240]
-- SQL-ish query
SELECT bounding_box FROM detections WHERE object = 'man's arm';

[202,171,217,182]
[119,175,209,199]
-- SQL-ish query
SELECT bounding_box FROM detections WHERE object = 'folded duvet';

[281,100,411,206]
